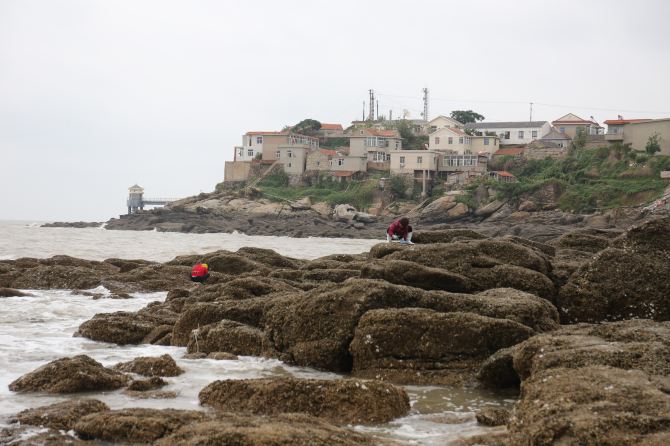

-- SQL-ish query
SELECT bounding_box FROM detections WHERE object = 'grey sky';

[1,0,669,221]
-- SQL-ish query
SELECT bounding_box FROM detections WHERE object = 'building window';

[484,138,489,145]
[276,151,280,159]
[518,130,524,139]
[532,130,538,138]
[494,139,498,146]
[448,137,453,144]
[238,149,243,157]
[399,156,405,164]
[256,136,263,144]
[503,131,510,140]
[337,158,344,166]
[395,140,400,149]
[316,161,320,166]
[459,137,464,144]
[559,127,565,133]
[287,162,291,168]
[247,149,254,157]
[417,156,423,164]
[287,150,292,158]
[435,137,440,144]
[386,153,391,161]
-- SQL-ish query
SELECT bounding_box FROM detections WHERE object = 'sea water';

[0,221,516,445]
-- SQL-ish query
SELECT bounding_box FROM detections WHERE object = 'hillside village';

[224,103,670,201]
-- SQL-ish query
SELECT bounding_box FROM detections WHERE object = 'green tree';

[645,133,661,155]
[450,110,485,124]
[570,127,587,154]
[292,119,321,136]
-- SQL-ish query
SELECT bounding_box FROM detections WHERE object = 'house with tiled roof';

[426,115,464,133]
[464,121,552,145]
[317,123,344,138]
[604,117,670,155]
[428,127,472,154]
[540,129,571,148]
[348,127,402,170]
[234,131,319,162]
[552,113,603,138]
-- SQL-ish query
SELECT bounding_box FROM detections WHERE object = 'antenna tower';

[368,89,375,121]
[422,87,429,121]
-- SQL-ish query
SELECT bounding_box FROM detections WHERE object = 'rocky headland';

[4,217,670,445]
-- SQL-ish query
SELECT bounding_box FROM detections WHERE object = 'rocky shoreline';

[4,217,670,445]
[44,187,650,242]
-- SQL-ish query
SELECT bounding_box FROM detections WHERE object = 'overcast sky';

[1,0,669,221]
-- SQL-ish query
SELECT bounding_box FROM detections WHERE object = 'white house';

[464,121,552,145]
[426,115,464,133]
[428,127,472,154]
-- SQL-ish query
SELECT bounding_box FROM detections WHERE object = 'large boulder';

[412,229,487,244]
[114,354,184,377]
[558,218,670,322]
[264,279,558,374]
[349,308,534,384]
[77,302,179,345]
[10,399,109,431]
[198,377,409,425]
[186,319,276,357]
[507,366,670,445]
[0,426,89,445]
[0,287,33,297]
[155,413,390,446]
[171,297,272,346]
[384,239,556,299]
[9,355,129,393]
[360,259,472,292]
[74,408,207,444]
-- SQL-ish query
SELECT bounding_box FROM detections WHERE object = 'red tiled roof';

[603,119,652,125]
[494,170,516,177]
[551,120,600,125]
[319,149,337,156]
[494,147,525,156]
[320,123,343,131]
[332,171,354,177]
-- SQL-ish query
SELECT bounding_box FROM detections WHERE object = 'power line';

[375,92,670,115]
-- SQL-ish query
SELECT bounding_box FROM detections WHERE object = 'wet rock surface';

[114,353,184,377]
[199,377,410,425]
[558,218,670,322]
[10,399,110,431]
[9,355,129,393]
[154,413,392,446]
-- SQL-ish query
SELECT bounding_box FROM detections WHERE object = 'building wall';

[471,122,551,145]
[390,151,438,174]
[257,135,289,161]
[224,161,252,182]
[332,156,367,172]
[306,152,331,171]
[429,128,471,154]
[426,116,463,132]
[470,136,499,155]
[623,120,670,156]
[525,146,567,160]
[277,146,310,175]
[554,123,600,139]
[349,137,367,157]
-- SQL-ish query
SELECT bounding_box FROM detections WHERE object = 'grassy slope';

[489,146,670,213]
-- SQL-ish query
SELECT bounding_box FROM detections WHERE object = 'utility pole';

[389,109,393,121]
[362,101,365,121]
[376,100,379,120]
[529,102,533,122]
[368,89,375,121]
[422,87,429,121]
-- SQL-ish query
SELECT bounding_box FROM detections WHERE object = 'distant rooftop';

[320,123,343,131]
[465,121,548,129]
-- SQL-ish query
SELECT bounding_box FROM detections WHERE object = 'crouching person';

[190,263,210,283]
[386,217,413,244]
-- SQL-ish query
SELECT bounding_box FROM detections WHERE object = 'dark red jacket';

[387,220,411,240]
[191,264,209,278]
